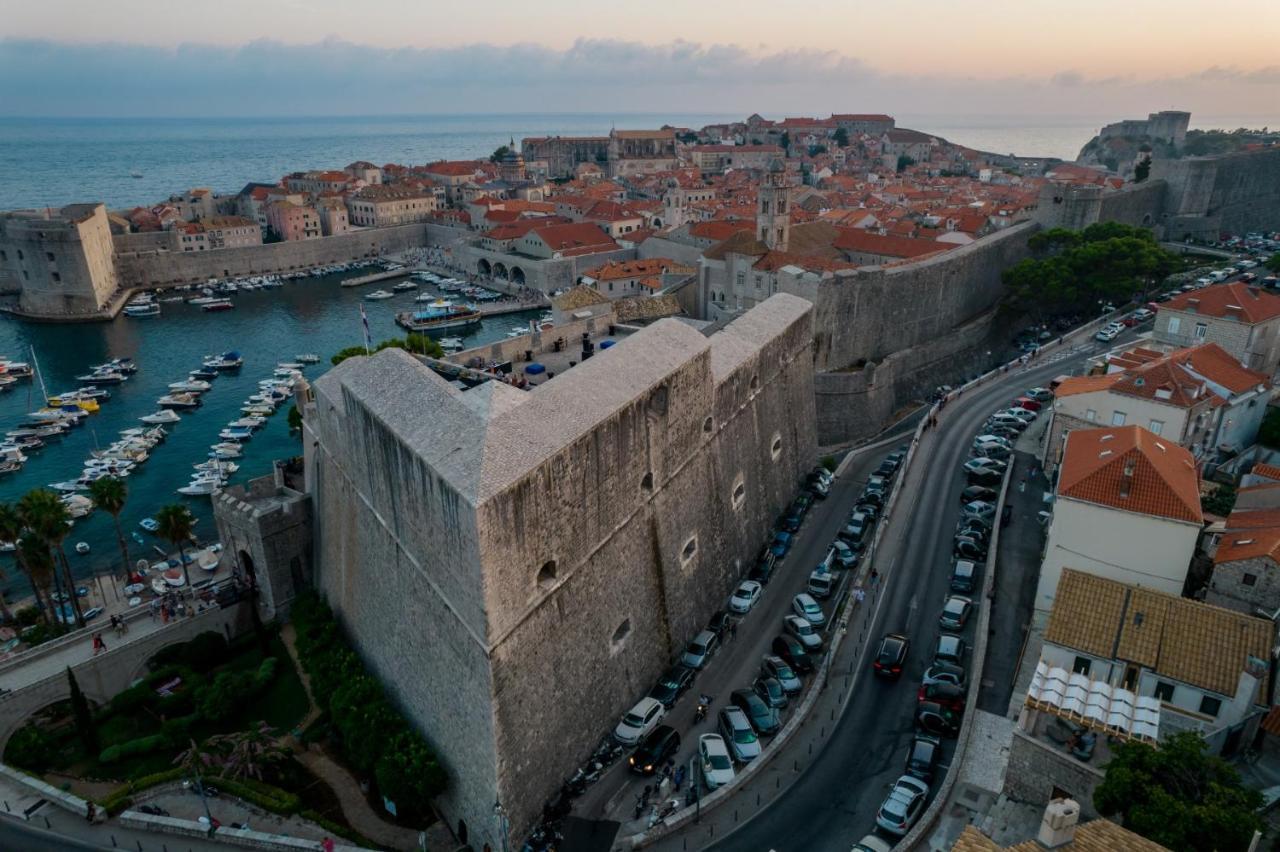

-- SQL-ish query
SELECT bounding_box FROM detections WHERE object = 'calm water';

[0,273,536,596]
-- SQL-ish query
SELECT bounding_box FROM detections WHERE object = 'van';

[808,567,834,599]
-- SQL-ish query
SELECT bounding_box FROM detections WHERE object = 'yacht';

[178,476,224,496]
[123,302,161,318]
[364,289,394,300]
[157,393,201,410]
[189,368,219,381]
[392,281,418,292]
[0,359,33,378]
[167,379,211,393]
[296,354,320,365]
[203,352,244,371]
[140,409,181,424]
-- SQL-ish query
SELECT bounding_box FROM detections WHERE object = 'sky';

[1,0,1278,118]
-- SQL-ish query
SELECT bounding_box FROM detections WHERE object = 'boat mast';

[29,345,49,407]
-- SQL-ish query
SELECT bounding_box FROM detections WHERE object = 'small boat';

[177,477,223,496]
[123,303,161,318]
[194,459,238,474]
[189,368,219,380]
[163,566,187,586]
[157,393,201,410]
[209,443,243,459]
[139,518,159,533]
[0,459,22,475]
[364,289,394,300]
[393,281,418,292]
[229,417,265,428]
[130,170,143,179]
[188,296,218,306]
[218,425,254,442]
[51,480,86,493]
[75,542,90,555]
[438,337,464,353]
[76,370,126,385]
[203,352,243,371]
[151,577,167,595]
[168,379,211,393]
[61,494,94,518]
[296,354,320,364]
[140,410,181,424]
[202,299,235,312]
[396,300,483,334]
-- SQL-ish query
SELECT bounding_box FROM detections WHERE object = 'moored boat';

[396,300,483,334]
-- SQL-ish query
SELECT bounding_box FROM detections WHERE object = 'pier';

[340,268,408,288]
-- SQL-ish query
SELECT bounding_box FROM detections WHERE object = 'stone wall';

[1097,180,1168,229]
[1154,147,1280,239]
[1207,555,1280,615]
[213,470,312,621]
[1003,727,1105,817]
[455,243,635,294]
[114,224,429,288]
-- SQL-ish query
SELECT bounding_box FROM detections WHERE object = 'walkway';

[279,623,438,852]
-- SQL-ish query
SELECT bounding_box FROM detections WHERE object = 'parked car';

[972,441,1011,460]
[614,697,666,745]
[648,664,695,709]
[770,531,793,558]
[699,733,736,789]
[1007,406,1038,421]
[854,500,880,523]
[875,774,930,836]
[851,836,893,852]
[962,501,997,522]
[730,689,780,736]
[963,458,1006,478]
[707,610,737,640]
[749,550,778,585]
[1131,308,1155,323]
[779,510,802,533]
[885,447,907,468]
[1025,387,1053,402]
[865,474,889,497]
[858,489,884,509]
[761,655,802,694]
[922,661,967,688]
[953,536,987,561]
[772,634,814,673]
[753,676,788,709]
[972,434,1013,449]
[1095,326,1121,342]
[792,593,825,626]
[629,725,681,775]
[905,734,942,782]
[784,614,823,651]
[792,492,813,517]
[718,707,762,762]
[840,511,872,548]
[950,559,977,593]
[916,700,961,737]
[875,458,898,479]
[1012,396,1042,412]
[829,540,858,568]
[918,681,967,714]
[728,580,763,614]
[935,634,968,666]
[808,566,835,600]
[987,412,1029,431]
[939,595,973,631]
[960,485,997,504]
[873,633,910,680]
[682,630,719,669]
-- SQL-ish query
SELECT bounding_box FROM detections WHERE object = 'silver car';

[784,614,823,650]
[875,774,929,836]
[717,707,761,763]
[792,592,826,626]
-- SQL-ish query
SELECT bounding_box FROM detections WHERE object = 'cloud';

[0,37,1276,118]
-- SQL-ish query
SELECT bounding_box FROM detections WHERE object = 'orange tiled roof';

[1163,281,1280,324]
[529,222,618,256]
[1057,425,1202,524]
[831,228,952,260]
[1253,462,1280,482]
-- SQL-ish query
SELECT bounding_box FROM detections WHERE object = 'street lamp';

[493,799,509,852]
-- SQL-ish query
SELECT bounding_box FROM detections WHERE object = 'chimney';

[1120,457,1136,498]
[1037,798,1081,848]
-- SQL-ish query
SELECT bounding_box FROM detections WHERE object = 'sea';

[0,109,1277,600]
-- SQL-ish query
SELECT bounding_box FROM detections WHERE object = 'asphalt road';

[0,817,109,851]
[706,331,1137,851]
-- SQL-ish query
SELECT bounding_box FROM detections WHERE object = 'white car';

[613,697,665,746]
[1095,326,1120,342]
[792,592,826,626]
[728,580,763,614]
[699,733,736,789]
[972,434,1013,449]
[1007,406,1038,420]
[876,774,930,836]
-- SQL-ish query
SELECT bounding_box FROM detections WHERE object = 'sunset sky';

[3,0,1278,117]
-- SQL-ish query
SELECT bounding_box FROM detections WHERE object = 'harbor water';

[0,271,538,598]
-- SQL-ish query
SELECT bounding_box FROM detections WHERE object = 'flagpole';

[360,304,371,355]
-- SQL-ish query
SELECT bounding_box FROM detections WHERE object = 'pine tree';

[66,666,98,755]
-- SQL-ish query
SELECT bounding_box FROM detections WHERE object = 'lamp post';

[493,798,509,852]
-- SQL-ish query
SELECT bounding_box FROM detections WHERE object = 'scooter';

[694,694,712,723]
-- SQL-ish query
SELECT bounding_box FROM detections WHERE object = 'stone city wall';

[1096,180,1168,229]
[1003,727,1105,817]
[114,224,429,288]
[1153,147,1280,239]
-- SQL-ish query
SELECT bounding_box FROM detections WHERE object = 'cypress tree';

[66,666,98,755]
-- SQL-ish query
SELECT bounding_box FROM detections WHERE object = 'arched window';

[641,472,654,491]
[537,560,557,590]
[771,433,783,461]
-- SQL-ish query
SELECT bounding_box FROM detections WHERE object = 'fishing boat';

[140,410,181,424]
[139,518,159,533]
[202,299,234,312]
[364,289,394,300]
[395,300,483,334]
[296,354,320,364]
[203,352,243,371]
[392,280,418,292]
[157,393,201,410]
[123,302,161,318]
[75,542,90,555]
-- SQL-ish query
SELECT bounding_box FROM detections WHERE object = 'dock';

[340,269,408,288]
[476,301,548,318]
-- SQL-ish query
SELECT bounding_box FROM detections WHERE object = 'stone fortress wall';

[300,295,817,845]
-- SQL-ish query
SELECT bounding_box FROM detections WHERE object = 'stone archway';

[493,262,509,281]
[510,266,526,286]
[477,258,492,276]
[651,218,663,229]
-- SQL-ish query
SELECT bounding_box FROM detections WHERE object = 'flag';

[360,303,371,354]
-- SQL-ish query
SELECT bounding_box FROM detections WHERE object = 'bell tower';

[757,158,791,251]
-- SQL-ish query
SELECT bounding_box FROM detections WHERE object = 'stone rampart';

[114,224,429,288]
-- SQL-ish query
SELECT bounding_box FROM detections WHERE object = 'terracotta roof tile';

[1163,281,1280,324]
[954,820,1171,851]
[1253,462,1280,482]
[1057,426,1202,524]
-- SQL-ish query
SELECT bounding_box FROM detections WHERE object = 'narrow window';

[536,560,557,591]
[1243,573,1258,587]
[702,416,713,433]
[610,618,632,654]
[771,434,783,461]
[1199,695,1221,717]
[641,472,653,491]
[1153,682,1175,702]
[732,477,746,510]
[1072,656,1091,676]
[681,536,697,563]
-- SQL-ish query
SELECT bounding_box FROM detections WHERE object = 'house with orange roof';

[1042,342,1271,472]
[1154,281,1280,373]
[579,257,693,300]
[1036,425,1203,614]
[1207,504,1280,615]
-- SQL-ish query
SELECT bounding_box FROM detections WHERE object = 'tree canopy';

[488,145,510,163]
[1266,253,1280,275]
[1004,222,1178,321]
[331,335,445,366]
[1093,731,1262,852]
[833,127,849,148]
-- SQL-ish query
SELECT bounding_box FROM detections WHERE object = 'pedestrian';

[854,586,866,604]
[729,619,738,640]
[86,802,96,823]
[149,600,158,620]
[870,568,880,587]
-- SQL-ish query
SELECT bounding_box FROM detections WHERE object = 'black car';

[647,664,695,709]
[966,469,1003,487]
[792,493,814,517]
[876,459,897,479]
[706,610,738,641]
[873,633,910,680]
[922,661,966,688]
[960,485,997,504]
[780,511,802,533]
[628,725,681,775]
[731,689,781,735]
[953,536,987,561]
[859,489,884,508]
[749,550,778,585]
[855,501,880,523]
[772,635,813,673]
[916,701,961,737]
[918,681,966,714]
[956,520,990,542]
[886,447,907,467]
[905,734,942,782]
[754,676,788,709]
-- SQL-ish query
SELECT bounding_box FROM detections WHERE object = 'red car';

[917,682,966,713]
[1012,396,1042,412]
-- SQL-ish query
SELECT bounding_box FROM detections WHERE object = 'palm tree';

[0,501,36,624]
[155,504,195,589]
[18,490,83,629]
[17,533,57,628]
[207,722,288,782]
[87,476,129,593]
[0,563,12,625]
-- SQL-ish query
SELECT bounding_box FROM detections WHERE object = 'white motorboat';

[168,379,211,392]
[157,393,201,410]
[228,417,265,428]
[123,302,161,318]
[194,459,239,474]
[50,480,86,493]
[364,290,394,300]
[296,354,320,364]
[209,443,243,459]
[393,281,418,292]
[178,476,223,496]
[75,542,90,555]
[202,352,243,371]
[140,410,181,424]
[61,494,94,518]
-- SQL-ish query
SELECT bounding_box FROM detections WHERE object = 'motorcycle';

[694,694,712,723]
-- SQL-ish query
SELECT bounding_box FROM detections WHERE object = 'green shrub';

[5,725,57,772]
[216,777,300,815]
[300,809,377,848]
[127,767,187,791]
[196,669,255,722]
[99,733,168,764]
[159,714,198,745]
[100,793,133,816]
[13,606,41,627]
[253,656,278,688]
[150,631,228,673]
[109,682,153,716]
[821,455,836,472]
[375,730,447,821]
